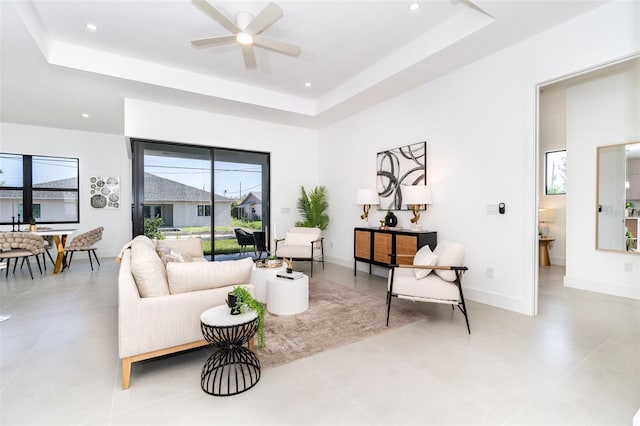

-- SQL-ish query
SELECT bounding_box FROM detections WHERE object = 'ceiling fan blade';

[253,35,301,57]
[244,2,283,34]
[191,35,236,48]
[192,0,240,34]
[241,45,257,69]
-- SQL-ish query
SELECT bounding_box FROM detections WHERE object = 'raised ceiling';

[0,0,607,134]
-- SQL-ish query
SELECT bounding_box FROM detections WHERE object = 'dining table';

[32,228,77,274]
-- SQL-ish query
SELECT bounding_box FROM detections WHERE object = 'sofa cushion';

[433,241,465,282]
[131,236,170,297]
[162,238,204,258]
[413,245,438,279]
[167,257,254,294]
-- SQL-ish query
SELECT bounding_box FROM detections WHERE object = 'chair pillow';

[433,241,465,282]
[285,232,317,246]
[413,245,438,279]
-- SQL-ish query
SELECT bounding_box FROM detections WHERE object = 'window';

[0,154,79,224]
[197,205,211,216]
[545,150,566,195]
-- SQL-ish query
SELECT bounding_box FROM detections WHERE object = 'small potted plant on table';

[228,287,266,350]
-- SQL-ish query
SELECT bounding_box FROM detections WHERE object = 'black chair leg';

[45,249,55,266]
[67,252,74,269]
[91,250,100,266]
[5,258,10,277]
[386,294,393,326]
[35,256,43,274]
[13,259,19,274]
[24,257,34,279]
[87,251,94,271]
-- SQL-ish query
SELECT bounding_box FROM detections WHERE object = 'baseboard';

[564,276,640,300]
[462,287,534,316]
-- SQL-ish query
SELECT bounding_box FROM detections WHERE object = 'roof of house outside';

[237,191,262,207]
[144,173,231,203]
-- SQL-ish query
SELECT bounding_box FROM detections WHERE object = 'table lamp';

[356,188,379,224]
[538,208,555,238]
[402,185,432,229]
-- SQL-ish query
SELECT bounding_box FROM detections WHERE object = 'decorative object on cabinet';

[354,227,436,275]
[384,210,398,227]
[356,188,379,224]
[402,185,432,229]
[538,208,555,238]
[377,142,426,210]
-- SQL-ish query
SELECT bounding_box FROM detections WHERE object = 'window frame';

[544,149,567,195]
[0,153,80,225]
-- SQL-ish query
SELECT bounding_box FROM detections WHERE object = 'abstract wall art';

[90,176,120,209]
[376,142,426,210]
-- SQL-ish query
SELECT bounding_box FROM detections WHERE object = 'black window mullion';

[23,155,33,222]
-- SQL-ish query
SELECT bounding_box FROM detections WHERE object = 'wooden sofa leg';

[122,358,132,390]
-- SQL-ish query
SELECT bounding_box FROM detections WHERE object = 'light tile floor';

[0,259,638,425]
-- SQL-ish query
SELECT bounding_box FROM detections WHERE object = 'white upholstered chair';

[274,227,324,277]
[386,240,470,333]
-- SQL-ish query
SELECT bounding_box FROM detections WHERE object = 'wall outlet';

[486,204,498,215]
[330,241,334,248]
[486,266,494,278]
[624,262,632,272]
[281,207,290,214]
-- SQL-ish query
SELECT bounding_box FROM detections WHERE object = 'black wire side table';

[200,305,261,396]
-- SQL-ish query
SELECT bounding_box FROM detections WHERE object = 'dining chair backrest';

[67,227,104,250]
[0,232,45,255]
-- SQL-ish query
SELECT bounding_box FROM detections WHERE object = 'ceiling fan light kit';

[191,0,301,70]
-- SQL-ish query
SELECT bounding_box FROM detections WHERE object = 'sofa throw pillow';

[131,237,170,297]
[167,256,254,294]
[433,241,465,282]
[413,245,438,279]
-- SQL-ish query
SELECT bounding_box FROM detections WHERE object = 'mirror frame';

[596,141,640,255]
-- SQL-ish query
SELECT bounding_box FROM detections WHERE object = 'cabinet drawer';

[373,233,392,263]
[355,230,371,260]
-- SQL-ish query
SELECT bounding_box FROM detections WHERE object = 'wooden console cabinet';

[354,227,437,275]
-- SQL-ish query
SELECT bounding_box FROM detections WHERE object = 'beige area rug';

[258,279,421,369]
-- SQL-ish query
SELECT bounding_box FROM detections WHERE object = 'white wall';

[319,0,640,314]
[565,67,640,299]
[539,86,567,265]
[0,122,131,257]
[123,99,319,248]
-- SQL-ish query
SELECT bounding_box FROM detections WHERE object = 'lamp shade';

[539,208,555,223]
[402,185,432,206]
[356,188,379,205]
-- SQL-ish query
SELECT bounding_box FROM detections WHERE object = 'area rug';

[258,279,421,369]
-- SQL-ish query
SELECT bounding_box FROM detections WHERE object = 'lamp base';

[409,223,424,231]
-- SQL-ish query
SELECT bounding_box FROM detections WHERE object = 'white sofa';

[274,227,324,276]
[118,235,255,389]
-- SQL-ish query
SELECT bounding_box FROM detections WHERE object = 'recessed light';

[304,82,311,88]
[86,23,98,31]
[81,113,89,118]
[409,3,420,11]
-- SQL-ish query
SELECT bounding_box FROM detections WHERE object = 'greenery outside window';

[0,153,79,224]
[545,150,567,195]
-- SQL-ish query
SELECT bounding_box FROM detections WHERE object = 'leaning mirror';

[596,142,640,253]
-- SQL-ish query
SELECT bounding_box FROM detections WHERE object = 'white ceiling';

[0,0,608,134]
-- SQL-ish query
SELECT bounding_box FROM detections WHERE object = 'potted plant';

[284,257,293,273]
[296,186,329,230]
[144,216,165,240]
[229,286,266,350]
[28,218,37,232]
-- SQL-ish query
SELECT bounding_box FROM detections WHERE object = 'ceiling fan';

[191,0,301,70]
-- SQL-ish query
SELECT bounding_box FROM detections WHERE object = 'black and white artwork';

[376,142,426,210]
[90,176,120,209]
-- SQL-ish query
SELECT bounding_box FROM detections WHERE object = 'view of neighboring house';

[236,191,262,221]
[143,172,232,228]
[1,177,79,223]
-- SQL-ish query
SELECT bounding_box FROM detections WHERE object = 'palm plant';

[296,186,329,230]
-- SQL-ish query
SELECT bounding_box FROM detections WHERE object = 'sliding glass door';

[131,140,269,259]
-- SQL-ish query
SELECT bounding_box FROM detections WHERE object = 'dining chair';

[64,227,104,270]
[0,232,45,279]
